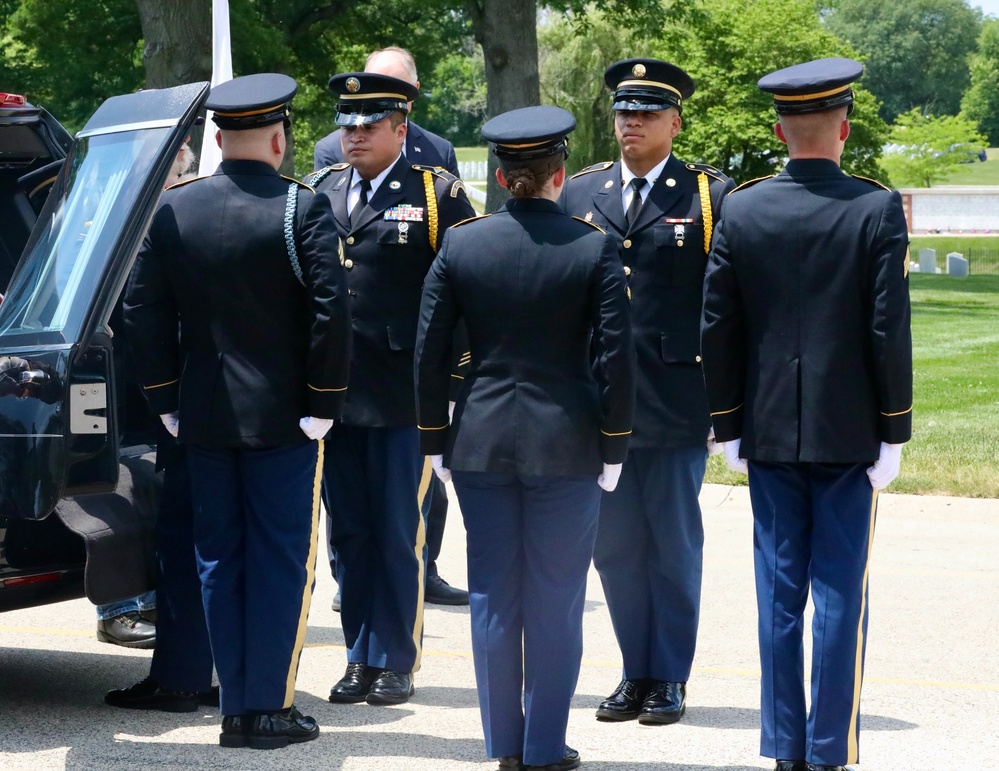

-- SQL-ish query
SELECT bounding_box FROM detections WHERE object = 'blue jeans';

[95,590,156,621]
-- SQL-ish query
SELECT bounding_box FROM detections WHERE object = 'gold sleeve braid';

[697,172,712,253]
[423,171,439,252]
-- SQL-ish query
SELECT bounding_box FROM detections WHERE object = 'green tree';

[541,0,888,182]
[961,19,999,146]
[421,47,487,147]
[879,109,988,187]
[823,0,982,122]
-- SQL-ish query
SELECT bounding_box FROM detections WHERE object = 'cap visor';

[612,99,675,111]
[335,109,394,127]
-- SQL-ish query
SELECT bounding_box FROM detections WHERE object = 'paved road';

[1,484,996,770]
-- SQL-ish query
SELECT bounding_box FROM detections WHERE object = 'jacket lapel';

[591,162,627,235]
[630,155,685,234]
[327,168,353,233]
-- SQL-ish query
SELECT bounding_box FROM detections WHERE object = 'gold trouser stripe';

[283,440,324,708]
[697,172,713,253]
[847,487,879,763]
[410,456,432,673]
[423,171,439,252]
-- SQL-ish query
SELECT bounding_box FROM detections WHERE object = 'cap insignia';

[632,63,647,78]
[346,77,360,93]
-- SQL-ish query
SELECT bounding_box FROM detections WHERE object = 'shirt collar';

[621,154,671,190]
[352,152,403,198]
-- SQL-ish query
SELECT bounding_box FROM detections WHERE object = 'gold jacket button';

[344,258,354,269]
[624,266,632,276]
[695,355,702,363]
[677,239,684,247]
[623,239,632,249]
[346,236,355,245]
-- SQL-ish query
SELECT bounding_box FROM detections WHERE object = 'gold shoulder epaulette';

[329,162,350,171]
[571,215,607,233]
[569,161,614,179]
[280,174,315,193]
[164,176,203,191]
[452,213,491,229]
[851,174,891,191]
[728,175,775,194]
[412,163,455,180]
[684,162,727,183]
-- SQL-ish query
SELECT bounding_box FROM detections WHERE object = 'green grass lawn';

[705,273,999,497]
[935,148,999,185]
[455,146,488,164]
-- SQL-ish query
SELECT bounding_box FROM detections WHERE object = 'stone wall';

[900,187,999,233]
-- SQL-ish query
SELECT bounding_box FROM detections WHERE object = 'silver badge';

[398,221,409,244]
[674,224,686,239]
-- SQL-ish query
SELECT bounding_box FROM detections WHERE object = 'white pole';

[197,0,233,177]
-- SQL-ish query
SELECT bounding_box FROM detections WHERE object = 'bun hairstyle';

[500,154,564,198]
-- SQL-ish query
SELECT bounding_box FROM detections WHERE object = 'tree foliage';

[823,0,982,122]
[541,0,889,182]
[961,18,999,146]
[879,109,988,187]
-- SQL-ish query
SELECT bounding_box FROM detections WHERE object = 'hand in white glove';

[159,412,179,438]
[597,462,623,492]
[431,454,451,484]
[706,428,723,457]
[867,442,903,490]
[299,416,334,441]
[723,439,748,474]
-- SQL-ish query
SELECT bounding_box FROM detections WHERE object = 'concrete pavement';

[0,483,996,770]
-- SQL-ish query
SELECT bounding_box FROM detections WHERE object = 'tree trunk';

[466,0,540,212]
[135,0,212,88]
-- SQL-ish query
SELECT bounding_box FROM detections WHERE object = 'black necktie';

[626,177,646,228]
[350,179,371,227]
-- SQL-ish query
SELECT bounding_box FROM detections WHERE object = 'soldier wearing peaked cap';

[700,58,912,771]
[306,71,474,708]
[416,106,635,770]
[562,58,734,728]
[124,73,352,750]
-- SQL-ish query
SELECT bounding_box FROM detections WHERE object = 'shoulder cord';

[697,172,712,254]
[423,171,439,252]
[308,165,336,188]
[284,183,306,286]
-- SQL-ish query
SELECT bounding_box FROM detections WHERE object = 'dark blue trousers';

[324,424,429,673]
[453,471,600,767]
[592,446,706,682]
[748,461,877,767]
[188,442,322,716]
[149,451,213,692]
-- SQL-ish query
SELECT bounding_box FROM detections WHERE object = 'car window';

[0,126,171,344]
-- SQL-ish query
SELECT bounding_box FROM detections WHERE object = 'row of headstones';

[457,161,489,181]
[914,248,968,277]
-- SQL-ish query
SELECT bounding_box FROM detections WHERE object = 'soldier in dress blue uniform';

[123,73,352,750]
[562,58,735,726]
[416,106,635,771]
[314,47,469,609]
[307,72,475,706]
[700,58,912,771]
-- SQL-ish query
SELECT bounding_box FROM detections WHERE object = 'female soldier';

[415,106,636,771]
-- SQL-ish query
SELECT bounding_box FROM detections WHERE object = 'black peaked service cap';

[481,106,576,162]
[206,73,297,130]
[604,58,695,114]
[758,57,864,115]
[329,72,419,127]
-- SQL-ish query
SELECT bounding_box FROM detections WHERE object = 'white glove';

[159,412,179,438]
[597,462,623,492]
[299,416,333,440]
[706,428,723,456]
[867,442,903,490]
[431,454,451,484]
[723,439,748,474]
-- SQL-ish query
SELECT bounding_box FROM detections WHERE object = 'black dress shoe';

[105,676,197,712]
[808,766,847,771]
[425,573,470,605]
[247,705,319,749]
[366,670,414,705]
[96,611,156,649]
[524,746,581,770]
[219,714,250,748]
[638,681,686,725]
[329,663,379,703]
[596,678,652,721]
[498,756,523,770]
[197,685,221,707]
[775,762,809,771]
